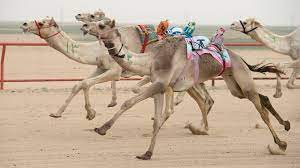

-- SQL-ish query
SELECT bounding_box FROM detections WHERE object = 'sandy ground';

[0,34,300,168]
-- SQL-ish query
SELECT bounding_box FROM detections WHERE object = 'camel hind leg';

[224,54,289,151]
[287,68,300,89]
[258,94,290,131]
[186,83,214,135]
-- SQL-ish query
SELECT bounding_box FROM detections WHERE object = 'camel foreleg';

[94,82,166,135]
[131,76,151,94]
[50,68,105,118]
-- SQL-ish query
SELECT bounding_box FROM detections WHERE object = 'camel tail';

[241,58,285,75]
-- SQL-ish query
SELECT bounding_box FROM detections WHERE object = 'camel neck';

[44,31,96,64]
[249,27,291,54]
[105,37,152,75]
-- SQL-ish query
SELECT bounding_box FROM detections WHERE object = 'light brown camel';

[230,18,300,90]
[20,17,140,119]
[81,21,215,134]
[76,10,187,105]
[86,20,290,160]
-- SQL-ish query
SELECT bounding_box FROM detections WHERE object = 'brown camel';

[89,20,290,160]
[86,20,289,160]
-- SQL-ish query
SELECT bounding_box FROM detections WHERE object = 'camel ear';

[110,20,115,28]
[50,17,58,27]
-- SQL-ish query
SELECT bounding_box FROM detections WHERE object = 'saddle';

[183,28,231,83]
[136,25,159,53]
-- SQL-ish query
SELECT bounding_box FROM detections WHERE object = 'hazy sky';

[1,0,299,26]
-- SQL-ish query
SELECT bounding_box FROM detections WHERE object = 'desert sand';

[0,34,299,168]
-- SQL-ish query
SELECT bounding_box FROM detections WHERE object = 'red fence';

[0,42,297,90]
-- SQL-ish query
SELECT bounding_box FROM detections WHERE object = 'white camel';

[231,18,300,89]
[86,20,289,160]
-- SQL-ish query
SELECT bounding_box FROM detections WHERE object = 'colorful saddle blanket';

[136,24,159,45]
[184,35,231,83]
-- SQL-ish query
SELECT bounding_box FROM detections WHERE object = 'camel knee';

[121,99,134,110]
[81,81,90,90]
[71,83,83,93]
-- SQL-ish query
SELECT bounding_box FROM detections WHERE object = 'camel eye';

[38,22,44,26]
[91,15,95,18]
[243,22,247,25]
[98,24,105,29]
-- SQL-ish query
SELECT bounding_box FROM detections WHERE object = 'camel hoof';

[136,151,152,160]
[267,144,286,155]
[187,123,208,135]
[286,83,295,89]
[94,123,111,135]
[284,120,290,131]
[86,109,96,120]
[49,113,62,118]
[107,102,117,108]
[278,141,287,151]
[273,92,282,98]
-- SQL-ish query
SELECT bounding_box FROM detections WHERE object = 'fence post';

[211,79,215,87]
[1,45,6,90]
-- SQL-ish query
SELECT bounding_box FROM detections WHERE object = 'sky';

[0,0,299,26]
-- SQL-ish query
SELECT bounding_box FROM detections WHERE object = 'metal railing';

[0,42,297,90]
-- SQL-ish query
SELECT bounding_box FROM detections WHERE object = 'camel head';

[20,17,60,39]
[230,18,262,34]
[75,9,106,22]
[81,19,116,39]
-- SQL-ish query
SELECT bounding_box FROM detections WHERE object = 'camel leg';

[160,87,174,125]
[224,69,288,151]
[132,76,151,94]
[185,83,214,135]
[136,93,164,160]
[174,91,186,106]
[94,82,166,135]
[273,73,283,98]
[287,68,300,89]
[80,69,121,120]
[107,81,117,107]
[50,68,105,118]
[258,94,290,131]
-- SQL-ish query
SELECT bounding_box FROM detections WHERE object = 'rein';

[34,20,61,39]
[98,28,126,58]
[239,20,258,34]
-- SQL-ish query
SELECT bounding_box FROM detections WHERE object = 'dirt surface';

[0,34,299,168]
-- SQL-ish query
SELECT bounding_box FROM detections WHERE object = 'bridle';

[34,20,61,39]
[239,20,258,34]
[97,28,125,58]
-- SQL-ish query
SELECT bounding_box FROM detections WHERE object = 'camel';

[230,18,300,90]
[75,9,109,22]
[20,17,140,120]
[20,17,214,134]
[76,10,187,105]
[86,20,290,160]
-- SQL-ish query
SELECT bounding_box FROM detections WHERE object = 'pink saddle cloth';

[187,46,231,83]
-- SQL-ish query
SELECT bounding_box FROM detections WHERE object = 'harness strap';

[218,55,226,76]
[239,20,258,34]
[111,44,125,58]
[34,20,61,39]
[138,25,149,53]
